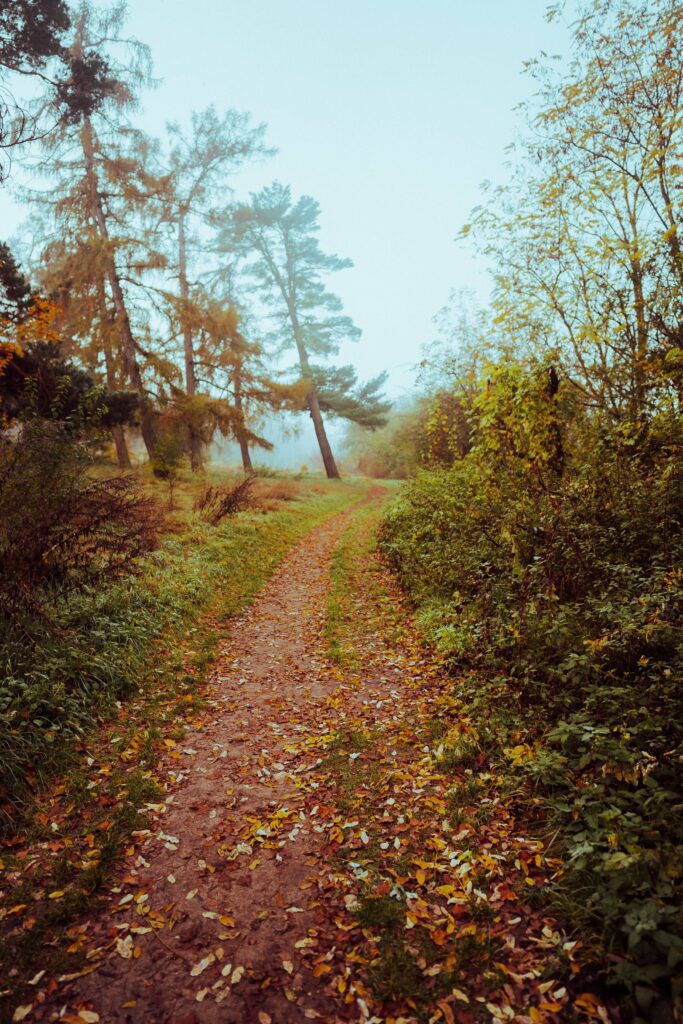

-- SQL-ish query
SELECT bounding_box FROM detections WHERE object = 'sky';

[0,0,570,465]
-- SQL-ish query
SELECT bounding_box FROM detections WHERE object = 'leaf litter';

[1,498,610,1023]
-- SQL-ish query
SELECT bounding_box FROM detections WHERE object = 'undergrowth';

[379,365,683,1023]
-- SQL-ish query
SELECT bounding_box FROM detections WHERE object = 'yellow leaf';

[190,953,215,977]
[437,1001,455,1024]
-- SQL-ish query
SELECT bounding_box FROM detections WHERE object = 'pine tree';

[0,0,71,172]
[28,2,162,459]
[161,106,270,469]
[225,183,385,478]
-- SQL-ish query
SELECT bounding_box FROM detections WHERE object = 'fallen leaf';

[190,953,216,977]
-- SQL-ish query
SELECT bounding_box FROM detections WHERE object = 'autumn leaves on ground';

[1,486,605,1024]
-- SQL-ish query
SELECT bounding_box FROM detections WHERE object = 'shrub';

[150,426,186,507]
[380,362,683,1019]
[194,475,256,525]
[0,407,162,620]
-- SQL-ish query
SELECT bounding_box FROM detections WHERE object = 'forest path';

[38,492,583,1024]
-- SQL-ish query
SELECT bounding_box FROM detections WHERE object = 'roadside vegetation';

[361,3,683,1020]
[2,2,683,1022]
[380,368,682,1021]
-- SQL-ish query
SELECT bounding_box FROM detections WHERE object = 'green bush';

[380,363,683,1020]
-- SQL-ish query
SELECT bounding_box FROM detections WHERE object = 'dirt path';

[36,503,367,1024]
[30,497,590,1024]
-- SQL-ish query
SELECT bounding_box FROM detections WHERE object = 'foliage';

[342,401,429,478]
[0,241,33,321]
[194,475,256,525]
[0,337,139,427]
[0,266,135,429]
[310,362,391,429]
[0,0,70,170]
[0,396,161,620]
[468,0,683,420]
[150,422,185,506]
[380,362,683,1019]
[0,1,69,72]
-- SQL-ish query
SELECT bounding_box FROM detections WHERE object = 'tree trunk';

[233,368,253,474]
[178,211,201,471]
[111,423,132,469]
[288,305,340,479]
[628,214,648,418]
[81,118,156,459]
[306,389,340,479]
[98,283,132,469]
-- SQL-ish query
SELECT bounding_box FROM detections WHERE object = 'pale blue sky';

[2,1,569,393]
[125,0,569,397]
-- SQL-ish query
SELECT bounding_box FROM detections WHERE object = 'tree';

[0,1,69,71]
[309,364,390,429]
[179,297,304,473]
[0,254,137,431]
[29,2,163,460]
[0,0,70,175]
[226,183,369,479]
[0,335,138,428]
[467,0,683,418]
[161,106,270,469]
[342,400,426,479]
[0,241,34,321]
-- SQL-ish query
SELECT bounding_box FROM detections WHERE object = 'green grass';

[324,493,398,665]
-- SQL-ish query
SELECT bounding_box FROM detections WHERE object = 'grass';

[324,489,400,665]
[316,496,522,1021]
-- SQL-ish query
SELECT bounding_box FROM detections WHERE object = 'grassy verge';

[325,487,402,667]
[0,476,366,1014]
[316,503,583,1020]
[379,467,683,1024]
